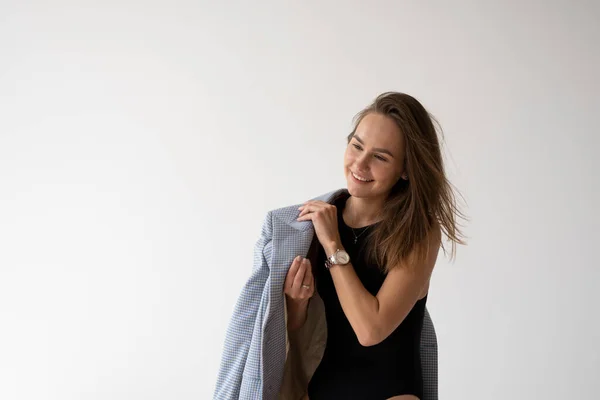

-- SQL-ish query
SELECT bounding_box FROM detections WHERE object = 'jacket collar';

[278,187,350,232]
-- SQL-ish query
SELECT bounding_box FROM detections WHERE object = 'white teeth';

[352,172,373,182]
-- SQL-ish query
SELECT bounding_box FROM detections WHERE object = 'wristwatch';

[324,248,350,269]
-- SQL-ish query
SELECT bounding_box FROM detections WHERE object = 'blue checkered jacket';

[213,188,438,400]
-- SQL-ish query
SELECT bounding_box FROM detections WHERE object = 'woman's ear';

[401,158,409,180]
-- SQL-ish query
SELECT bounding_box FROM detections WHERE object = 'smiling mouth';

[351,171,374,182]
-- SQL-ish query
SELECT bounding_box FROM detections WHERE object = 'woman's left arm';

[323,227,440,347]
[297,199,441,347]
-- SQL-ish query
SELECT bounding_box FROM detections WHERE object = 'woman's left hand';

[297,200,342,250]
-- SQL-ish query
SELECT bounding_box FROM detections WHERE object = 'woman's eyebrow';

[353,135,395,158]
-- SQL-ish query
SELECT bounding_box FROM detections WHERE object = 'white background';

[1,1,598,399]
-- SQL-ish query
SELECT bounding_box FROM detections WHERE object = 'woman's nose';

[356,154,370,169]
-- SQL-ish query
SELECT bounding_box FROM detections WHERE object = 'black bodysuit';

[307,195,427,400]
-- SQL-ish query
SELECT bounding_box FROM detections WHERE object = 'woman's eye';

[353,143,386,161]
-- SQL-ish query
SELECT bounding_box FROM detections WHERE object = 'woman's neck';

[343,195,384,228]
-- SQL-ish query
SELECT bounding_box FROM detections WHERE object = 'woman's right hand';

[284,255,314,302]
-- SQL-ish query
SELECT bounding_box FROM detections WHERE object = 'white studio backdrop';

[1,1,598,399]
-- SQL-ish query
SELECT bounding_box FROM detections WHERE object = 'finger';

[300,203,321,214]
[300,259,313,288]
[298,206,318,220]
[302,203,315,211]
[297,212,313,221]
[304,259,313,282]
[285,256,302,289]
[292,259,307,289]
[298,205,311,217]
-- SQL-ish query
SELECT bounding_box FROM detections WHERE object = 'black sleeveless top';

[307,194,427,400]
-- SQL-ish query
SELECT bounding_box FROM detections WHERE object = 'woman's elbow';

[357,327,384,347]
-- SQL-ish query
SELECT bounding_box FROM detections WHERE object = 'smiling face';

[344,112,407,199]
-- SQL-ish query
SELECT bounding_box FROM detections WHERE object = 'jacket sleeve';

[421,307,438,400]
[212,211,274,400]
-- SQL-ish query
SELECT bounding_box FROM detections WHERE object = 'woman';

[283,92,466,400]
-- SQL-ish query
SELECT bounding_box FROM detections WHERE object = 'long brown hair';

[347,92,467,274]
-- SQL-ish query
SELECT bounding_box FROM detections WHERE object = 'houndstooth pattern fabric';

[421,308,438,400]
[213,188,438,400]
[212,210,274,399]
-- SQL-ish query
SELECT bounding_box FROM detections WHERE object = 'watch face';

[336,250,350,264]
